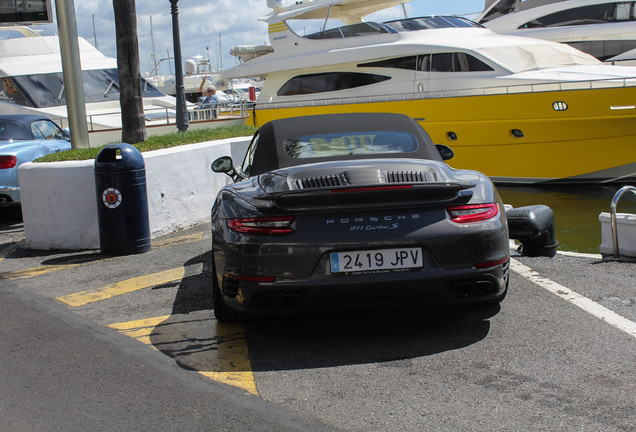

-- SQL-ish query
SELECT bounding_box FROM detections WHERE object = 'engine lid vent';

[295,173,349,189]
[384,170,437,183]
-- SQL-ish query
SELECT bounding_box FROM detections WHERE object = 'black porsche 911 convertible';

[210,113,510,322]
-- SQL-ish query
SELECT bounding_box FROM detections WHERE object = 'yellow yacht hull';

[249,86,636,184]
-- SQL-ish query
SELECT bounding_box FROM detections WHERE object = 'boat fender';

[506,205,559,258]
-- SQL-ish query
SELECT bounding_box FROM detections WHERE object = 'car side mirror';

[212,156,240,181]
[436,144,454,161]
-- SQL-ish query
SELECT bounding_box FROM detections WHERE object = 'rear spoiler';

[255,182,476,212]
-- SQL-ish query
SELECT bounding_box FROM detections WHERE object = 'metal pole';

[169,0,189,132]
[610,185,636,258]
[55,0,90,148]
[92,14,99,50]
[150,15,158,72]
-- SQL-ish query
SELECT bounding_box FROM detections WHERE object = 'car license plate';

[330,248,423,274]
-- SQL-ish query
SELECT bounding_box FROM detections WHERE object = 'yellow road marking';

[108,314,257,395]
[0,232,205,281]
[57,267,186,307]
[153,232,204,247]
[1,264,82,280]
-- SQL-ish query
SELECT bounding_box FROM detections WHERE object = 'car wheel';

[211,262,245,323]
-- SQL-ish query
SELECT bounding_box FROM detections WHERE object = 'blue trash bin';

[94,143,150,255]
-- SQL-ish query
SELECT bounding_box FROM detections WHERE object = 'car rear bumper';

[218,261,509,315]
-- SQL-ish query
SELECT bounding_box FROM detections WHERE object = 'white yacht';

[223,0,636,184]
[0,26,246,146]
[476,0,636,65]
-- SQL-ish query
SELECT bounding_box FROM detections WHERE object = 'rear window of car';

[0,122,32,140]
[282,131,419,159]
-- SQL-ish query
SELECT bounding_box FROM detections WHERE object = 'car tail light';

[447,203,499,223]
[228,216,295,235]
[0,156,17,169]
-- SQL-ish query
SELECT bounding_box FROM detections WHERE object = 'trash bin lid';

[95,143,145,172]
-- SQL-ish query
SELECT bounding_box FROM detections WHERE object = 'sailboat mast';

[150,15,158,72]
[92,14,99,50]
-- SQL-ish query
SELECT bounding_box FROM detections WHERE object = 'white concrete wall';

[19,137,252,250]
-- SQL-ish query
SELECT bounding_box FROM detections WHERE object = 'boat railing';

[610,185,636,258]
[55,100,251,132]
[255,75,636,110]
[190,100,251,121]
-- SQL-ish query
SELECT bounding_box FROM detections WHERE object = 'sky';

[34,0,487,76]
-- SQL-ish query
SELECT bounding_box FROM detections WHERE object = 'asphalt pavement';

[1,208,634,431]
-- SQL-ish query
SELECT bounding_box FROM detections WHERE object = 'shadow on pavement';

[248,305,495,372]
[147,250,496,376]
[0,206,23,253]
[0,205,22,226]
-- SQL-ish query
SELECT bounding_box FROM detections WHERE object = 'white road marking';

[556,251,603,260]
[511,259,636,339]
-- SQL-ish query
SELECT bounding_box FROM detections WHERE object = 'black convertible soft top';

[249,113,443,176]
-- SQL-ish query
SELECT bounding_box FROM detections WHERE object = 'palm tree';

[113,0,147,144]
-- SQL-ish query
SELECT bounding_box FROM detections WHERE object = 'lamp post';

[55,0,90,148]
[169,0,189,132]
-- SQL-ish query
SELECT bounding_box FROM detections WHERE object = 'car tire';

[211,262,245,323]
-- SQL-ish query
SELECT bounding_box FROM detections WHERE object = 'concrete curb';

[18,137,251,250]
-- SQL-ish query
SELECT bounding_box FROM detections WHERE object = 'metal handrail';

[610,185,636,258]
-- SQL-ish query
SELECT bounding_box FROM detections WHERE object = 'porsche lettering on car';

[210,113,510,322]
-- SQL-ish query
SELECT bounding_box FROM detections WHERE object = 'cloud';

[39,0,270,75]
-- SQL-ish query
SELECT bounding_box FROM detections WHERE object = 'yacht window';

[359,53,492,72]
[385,16,482,32]
[305,22,392,40]
[358,56,418,70]
[282,131,419,159]
[478,0,516,23]
[422,53,494,72]
[520,3,635,28]
[617,2,632,20]
[568,39,636,62]
[277,72,390,96]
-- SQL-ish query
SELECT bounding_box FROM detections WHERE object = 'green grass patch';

[36,125,257,162]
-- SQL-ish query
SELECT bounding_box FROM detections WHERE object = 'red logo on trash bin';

[102,188,122,209]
